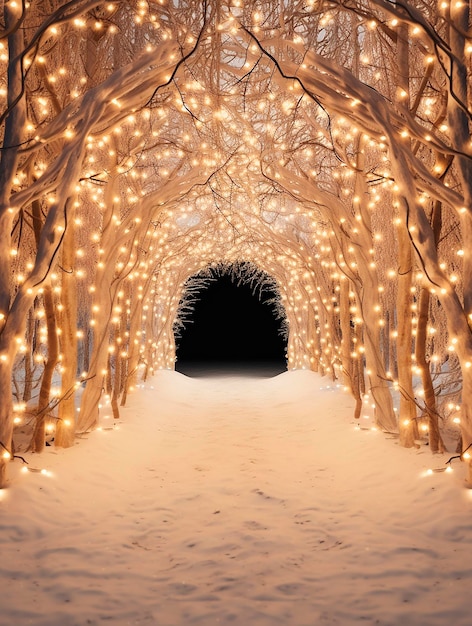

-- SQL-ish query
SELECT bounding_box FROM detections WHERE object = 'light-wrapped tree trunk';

[30,284,59,453]
[56,219,78,448]
[396,219,418,447]
[395,21,418,448]
[0,2,28,484]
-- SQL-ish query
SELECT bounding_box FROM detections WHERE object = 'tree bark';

[340,278,362,417]
[111,318,122,421]
[30,196,60,453]
[396,221,418,447]
[447,3,472,322]
[30,285,59,453]
[56,220,78,448]
[22,307,35,404]
[415,200,445,453]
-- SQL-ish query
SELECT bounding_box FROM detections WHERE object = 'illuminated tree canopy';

[1,0,472,486]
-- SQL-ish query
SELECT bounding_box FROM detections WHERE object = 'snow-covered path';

[1,370,471,626]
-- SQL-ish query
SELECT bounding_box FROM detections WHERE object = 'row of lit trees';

[1,0,472,486]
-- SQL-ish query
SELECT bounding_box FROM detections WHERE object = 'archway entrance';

[175,268,287,376]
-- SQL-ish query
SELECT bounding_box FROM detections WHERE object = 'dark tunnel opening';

[174,271,287,377]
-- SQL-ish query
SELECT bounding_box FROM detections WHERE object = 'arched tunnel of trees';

[174,267,287,375]
[2,0,472,487]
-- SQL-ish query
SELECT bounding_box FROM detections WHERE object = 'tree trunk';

[111,321,122,420]
[416,286,445,453]
[394,20,418,447]
[396,222,418,447]
[120,282,139,407]
[30,194,61,453]
[56,221,78,448]
[0,2,27,486]
[77,171,121,432]
[0,1,26,313]
[447,3,472,320]
[351,135,396,431]
[0,357,14,487]
[460,374,472,483]
[339,278,361,417]
[22,307,34,403]
[31,285,59,453]
[415,200,444,453]
[352,253,396,431]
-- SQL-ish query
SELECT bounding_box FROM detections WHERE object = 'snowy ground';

[1,369,471,626]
